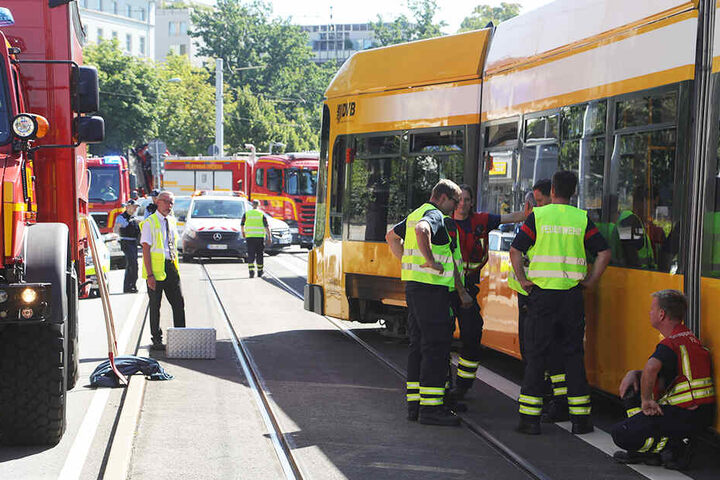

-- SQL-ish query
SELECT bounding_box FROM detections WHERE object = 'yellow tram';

[305,0,720,430]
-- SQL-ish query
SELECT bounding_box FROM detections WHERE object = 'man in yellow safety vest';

[241,199,271,278]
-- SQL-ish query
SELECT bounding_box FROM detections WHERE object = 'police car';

[181,194,292,261]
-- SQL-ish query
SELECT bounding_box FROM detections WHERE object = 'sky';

[188,1,555,33]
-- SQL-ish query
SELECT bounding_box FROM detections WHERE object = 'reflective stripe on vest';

[244,209,266,238]
[659,342,715,408]
[528,204,588,290]
[141,213,179,281]
[400,204,455,288]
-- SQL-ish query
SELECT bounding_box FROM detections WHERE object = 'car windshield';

[89,167,120,202]
[172,196,191,219]
[190,199,246,219]
[285,168,317,195]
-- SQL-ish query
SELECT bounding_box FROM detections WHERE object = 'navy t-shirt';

[393,203,450,246]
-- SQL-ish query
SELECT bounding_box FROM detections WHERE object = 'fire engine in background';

[163,152,318,248]
[0,1,104,446]
[88,155,136,234]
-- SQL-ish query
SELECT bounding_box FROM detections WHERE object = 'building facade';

[79,0,155,60]
[155,7,205,67]
[300,23,377,64]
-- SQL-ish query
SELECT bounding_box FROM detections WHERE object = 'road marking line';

[57,291,146,480]
[459,356,693,480]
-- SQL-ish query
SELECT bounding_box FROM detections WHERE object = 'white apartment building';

[300,23,377,64]
[79,0,155,60]
[155,7,205,67]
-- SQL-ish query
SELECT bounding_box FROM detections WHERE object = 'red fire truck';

[163,153,318,247]
[88,155,135,234]
[0,1,104,445]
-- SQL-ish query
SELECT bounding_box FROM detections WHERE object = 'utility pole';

[215,58,224,157]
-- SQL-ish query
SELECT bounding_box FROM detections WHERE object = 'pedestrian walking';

[241,200,271,278]
[386,179,469,426]
[611,290,715,470]
[510,171,611,435]
[141,191,186,350]
[115,199,140,293]
[448,184,527,399]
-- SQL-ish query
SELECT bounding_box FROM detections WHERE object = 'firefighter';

[115,199,141,293]
[386,179,470,426]
[241,200,271,278]
[611,290,715,470]
[510,171,611,435]
[448,184,527,399]
[141,191,186,350]
[143,189,160,219]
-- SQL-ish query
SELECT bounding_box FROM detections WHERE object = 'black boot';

[407,403,419,421]
[571,416,594,434]
[418,406,461,426]
[449,384,470,401]
[542,398,569,423]
[517,416,541,435]
[662,438,693,470]
[613,450,661,466]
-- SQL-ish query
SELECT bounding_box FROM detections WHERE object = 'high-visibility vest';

[141,213,179,281]
[657,324,715,409]
[503,256,529,296]
[401,203,455,288]
[527,204,588,290]
[244,209,266,238]
[445,215,464,288]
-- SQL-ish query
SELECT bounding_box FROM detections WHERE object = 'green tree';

[191,0,332,152]
[459,3,521,32]
[371,0,446,47]
[156,54,217,156]
[83,40,162,155]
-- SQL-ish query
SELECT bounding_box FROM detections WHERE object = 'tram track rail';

[200,261,305,480]
[260,262,552,480]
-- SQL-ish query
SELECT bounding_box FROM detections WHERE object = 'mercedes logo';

[212,233,222,241]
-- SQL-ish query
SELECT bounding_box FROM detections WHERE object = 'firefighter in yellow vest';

[242,199,271,278]
[510,171,611,435]
[386,179,471,426]
[141,191,186,351]
[611,290,715,470]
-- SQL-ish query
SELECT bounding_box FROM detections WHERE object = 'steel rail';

[200,262,304,480]
[261,263,551,480]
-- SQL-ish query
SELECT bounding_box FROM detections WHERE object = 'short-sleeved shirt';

[511,211,610,255]
[241,211,269,227]
[140,212,176,260]
[454,212,501,263]
[650,343,678,390]
[392,203,450,246]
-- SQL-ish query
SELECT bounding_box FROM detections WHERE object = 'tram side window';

[329,136,347,237]
[267,168,282,193]
[485,120,518,148]
[558,101,606,212]
[702,110,720,277]
[610,128,677,272]
[314,106,330,246]
[347,135,405,242]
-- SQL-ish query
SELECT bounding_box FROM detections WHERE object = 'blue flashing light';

[0,8,14,28]
[103,155,122,165]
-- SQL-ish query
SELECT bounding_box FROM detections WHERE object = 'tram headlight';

[21,288,38,304]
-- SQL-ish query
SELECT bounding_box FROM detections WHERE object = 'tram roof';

[486,0,696,75]
[325,29,491,99]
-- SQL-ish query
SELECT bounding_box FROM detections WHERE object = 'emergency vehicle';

[88,155,135,233]
[0,1,104,445]
[163,153,318,247]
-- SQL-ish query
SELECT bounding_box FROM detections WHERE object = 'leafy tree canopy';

[371,0,446,47]
[458,3,521,32]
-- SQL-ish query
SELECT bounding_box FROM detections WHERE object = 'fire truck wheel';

[66,268,79,390]
[0,324,67,445]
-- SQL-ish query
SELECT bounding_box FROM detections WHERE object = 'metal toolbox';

[166,327,216,359]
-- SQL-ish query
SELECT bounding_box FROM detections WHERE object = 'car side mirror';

[74,116,104,144]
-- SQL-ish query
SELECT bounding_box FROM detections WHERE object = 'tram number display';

[336,101,356,122]
[489,159,508,176]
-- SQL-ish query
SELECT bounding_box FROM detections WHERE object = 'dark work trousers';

[519,291,568,401]
[246,237,265,275]
[406,281,453,407]
[520,285,589,422]
[450,280,483,389]
[120,239,138,292]
[148,260,186,342]
[611,387,713,454]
